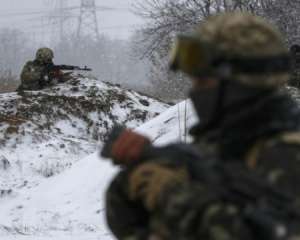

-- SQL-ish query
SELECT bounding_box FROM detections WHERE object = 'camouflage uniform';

[19,48,57,91]
[105,13,300,240]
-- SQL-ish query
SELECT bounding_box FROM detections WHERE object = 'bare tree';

[258,0,300,45]
[0,28,33,92]
[133,0,300,100]
[134,0,258,59]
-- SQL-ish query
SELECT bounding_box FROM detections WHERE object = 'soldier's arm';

[107,159,254,240]
[148,141,300,240]
[106,170,151,240]
[148,168,254,240]
[131,140,300,240]
[104,129,255,240]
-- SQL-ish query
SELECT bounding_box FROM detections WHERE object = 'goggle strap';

[215,55,292,74]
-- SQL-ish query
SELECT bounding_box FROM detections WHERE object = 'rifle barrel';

[50,64,92,71]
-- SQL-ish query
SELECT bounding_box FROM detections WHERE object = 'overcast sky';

[0,0,143,43]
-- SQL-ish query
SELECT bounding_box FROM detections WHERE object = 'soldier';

[104,13,300,240]
[18,47,65,91]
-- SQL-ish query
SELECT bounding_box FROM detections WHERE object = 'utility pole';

[77,0,100,41]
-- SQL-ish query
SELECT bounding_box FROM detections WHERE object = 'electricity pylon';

[77,0,100,41]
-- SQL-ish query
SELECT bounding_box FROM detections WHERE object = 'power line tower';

[77,0,100,41]
[54,0,68,42]
[44,0,70,43]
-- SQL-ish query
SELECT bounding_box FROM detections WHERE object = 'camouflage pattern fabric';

[19,60,49,91]
[196,12,290,88]
[18,60,70,91]
[36,47,54,64]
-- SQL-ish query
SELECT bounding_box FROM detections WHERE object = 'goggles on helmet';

[169,35,215,77]
[169,34,292,78]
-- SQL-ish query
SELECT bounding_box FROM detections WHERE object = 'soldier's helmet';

[170,12,291,88]
[36,47,54,63]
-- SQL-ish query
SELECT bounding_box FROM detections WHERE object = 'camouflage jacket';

[19,60,68,91]
[19,60,50,91]
[106,92,300,240]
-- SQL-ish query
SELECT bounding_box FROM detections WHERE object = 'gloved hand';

[52,69,64,78]
[128,162,189,211]
[111,129,151,165]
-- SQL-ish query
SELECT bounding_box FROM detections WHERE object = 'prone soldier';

[102,12,300,240]
[18,47,91,91]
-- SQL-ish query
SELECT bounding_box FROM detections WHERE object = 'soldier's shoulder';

[23,60,36,68]
[249,131,300,170]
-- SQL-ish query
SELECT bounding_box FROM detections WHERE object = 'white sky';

[0,0,143,43]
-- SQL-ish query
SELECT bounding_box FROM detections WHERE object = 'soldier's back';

[19,60,44,91]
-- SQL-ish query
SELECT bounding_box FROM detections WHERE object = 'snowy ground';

[0,76,172,239]
[0,76,168,191]
[0,95,197,239]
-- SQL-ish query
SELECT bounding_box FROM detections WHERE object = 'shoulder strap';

[245,132,300,169]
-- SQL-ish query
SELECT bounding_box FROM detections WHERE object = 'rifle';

[46,64,92,72]
[102,126,300,240]
[39,64,92,87]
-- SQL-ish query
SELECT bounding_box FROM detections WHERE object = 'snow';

[136,99,197,145]
[0,153,116,240]
[0,78,198,239]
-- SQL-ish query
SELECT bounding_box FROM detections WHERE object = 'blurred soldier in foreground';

[18,47,91,91]
[102,13,300,240]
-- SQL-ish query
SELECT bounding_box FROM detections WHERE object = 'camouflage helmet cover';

[190,13,289,88]
[36,47,54,63]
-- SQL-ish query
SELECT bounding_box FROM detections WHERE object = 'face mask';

[221,81,273,114]
[189,86,220,127]
[189,81,272,128]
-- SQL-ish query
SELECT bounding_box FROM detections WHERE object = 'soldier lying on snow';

[18,47,91,91]
[102,12,300,240]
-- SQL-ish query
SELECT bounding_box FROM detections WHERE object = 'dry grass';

[0,71,20,93]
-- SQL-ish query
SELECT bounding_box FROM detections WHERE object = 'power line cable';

[0,10,51,17]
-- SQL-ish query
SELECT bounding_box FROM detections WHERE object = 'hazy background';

[0,0,142,42]
[3,0,296,101]
[0,0,153,95]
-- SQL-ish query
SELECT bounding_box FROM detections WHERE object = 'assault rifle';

[45,64,92,72]
[102,126,300,240]
[40,64,92,87]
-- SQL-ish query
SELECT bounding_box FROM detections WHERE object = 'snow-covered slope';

[136,100,197,144]
[0,152,115,240]
[0,97,196,239]
[0,76,169,237]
